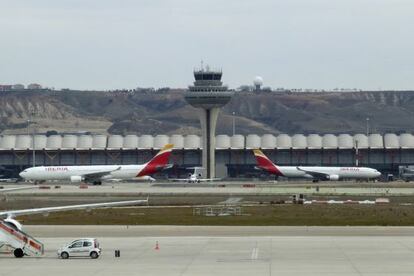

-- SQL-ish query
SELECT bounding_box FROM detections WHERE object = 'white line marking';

[251,247,259,260]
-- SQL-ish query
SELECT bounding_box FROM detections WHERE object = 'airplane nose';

[375,171,381,177]
[19,171,27,178]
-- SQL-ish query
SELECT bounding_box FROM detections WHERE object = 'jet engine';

[327,174,339,181]
[137,176,155,182]
[70,175,83,183]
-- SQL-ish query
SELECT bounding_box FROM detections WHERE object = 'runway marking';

[216,258,268,263]
[219,197,243,204]
[251,247,259,260]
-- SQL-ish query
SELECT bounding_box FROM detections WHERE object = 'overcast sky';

[1,0,413,90]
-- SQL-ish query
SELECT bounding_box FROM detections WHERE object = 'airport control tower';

[185,65,234,178]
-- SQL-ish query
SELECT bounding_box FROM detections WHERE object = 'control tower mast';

[185,65,233,178]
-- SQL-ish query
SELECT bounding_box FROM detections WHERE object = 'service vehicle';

[57,238,101,259]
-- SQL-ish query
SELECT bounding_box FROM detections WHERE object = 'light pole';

[32,120,35,168]
[355,140,359,167]
[26,119,30,136]
[366,117,370,137]
[232,112,235,136]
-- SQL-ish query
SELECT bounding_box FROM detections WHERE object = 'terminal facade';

[0,133,412,179]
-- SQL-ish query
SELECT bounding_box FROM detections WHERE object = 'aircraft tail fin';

[253,149,284,176]
[137,144,174,176]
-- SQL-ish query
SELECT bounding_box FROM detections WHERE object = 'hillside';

[1,90,414,135]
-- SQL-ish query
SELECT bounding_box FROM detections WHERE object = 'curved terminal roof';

[0,133,412,150]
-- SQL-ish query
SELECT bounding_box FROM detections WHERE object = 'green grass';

[19,204,414,226]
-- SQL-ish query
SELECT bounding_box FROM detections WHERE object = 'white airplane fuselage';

[19,143,174,183]
[19,165,145,182]
[275,166,381,180]
[253,149,381,181]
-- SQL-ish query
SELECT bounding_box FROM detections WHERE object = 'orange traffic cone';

[155,241,160,250]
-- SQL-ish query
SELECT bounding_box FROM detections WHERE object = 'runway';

[3,226,414,276]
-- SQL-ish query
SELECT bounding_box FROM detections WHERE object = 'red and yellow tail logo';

[137,144,174,176]
[253,149,284,176]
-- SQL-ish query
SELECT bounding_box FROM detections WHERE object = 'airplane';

[0,189,148,258]
[170,167,221,183]
[19,144,174,185]
[253,149,381,182]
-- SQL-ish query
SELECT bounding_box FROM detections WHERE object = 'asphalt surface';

[2,179,414,276]
[2,182,414,197]
[24,225,414,237]
[2,182,414,275]
[2,226,414,276]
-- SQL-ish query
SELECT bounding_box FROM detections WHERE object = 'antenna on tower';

[201,60,204,71]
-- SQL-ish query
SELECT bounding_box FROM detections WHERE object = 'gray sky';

[1,0,414,90]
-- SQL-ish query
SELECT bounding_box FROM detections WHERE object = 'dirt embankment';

[2,90,414,135]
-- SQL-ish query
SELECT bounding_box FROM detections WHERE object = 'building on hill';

[0,85,12,91]
[12,84,25,90]
[27,83,42,90]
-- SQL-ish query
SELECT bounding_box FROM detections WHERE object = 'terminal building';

[0,133,413,179]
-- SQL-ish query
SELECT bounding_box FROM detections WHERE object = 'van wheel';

[61,252,69,259]
[14,248,24,258]
[90,251,99,259]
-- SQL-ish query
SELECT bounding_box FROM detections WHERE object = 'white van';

[57,238,101,259]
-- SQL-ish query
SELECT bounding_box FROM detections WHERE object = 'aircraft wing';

[107,176,156,183]
[82,166,122,182]
[168,178,191,182]
[161,164,174,170]
[197,178,222,182]
[296,167,328,180]
[0,198,148,218]
[168,178,221,182]
[0,186,38,193]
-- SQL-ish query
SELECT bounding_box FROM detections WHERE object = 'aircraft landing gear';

[92,181,102,185]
